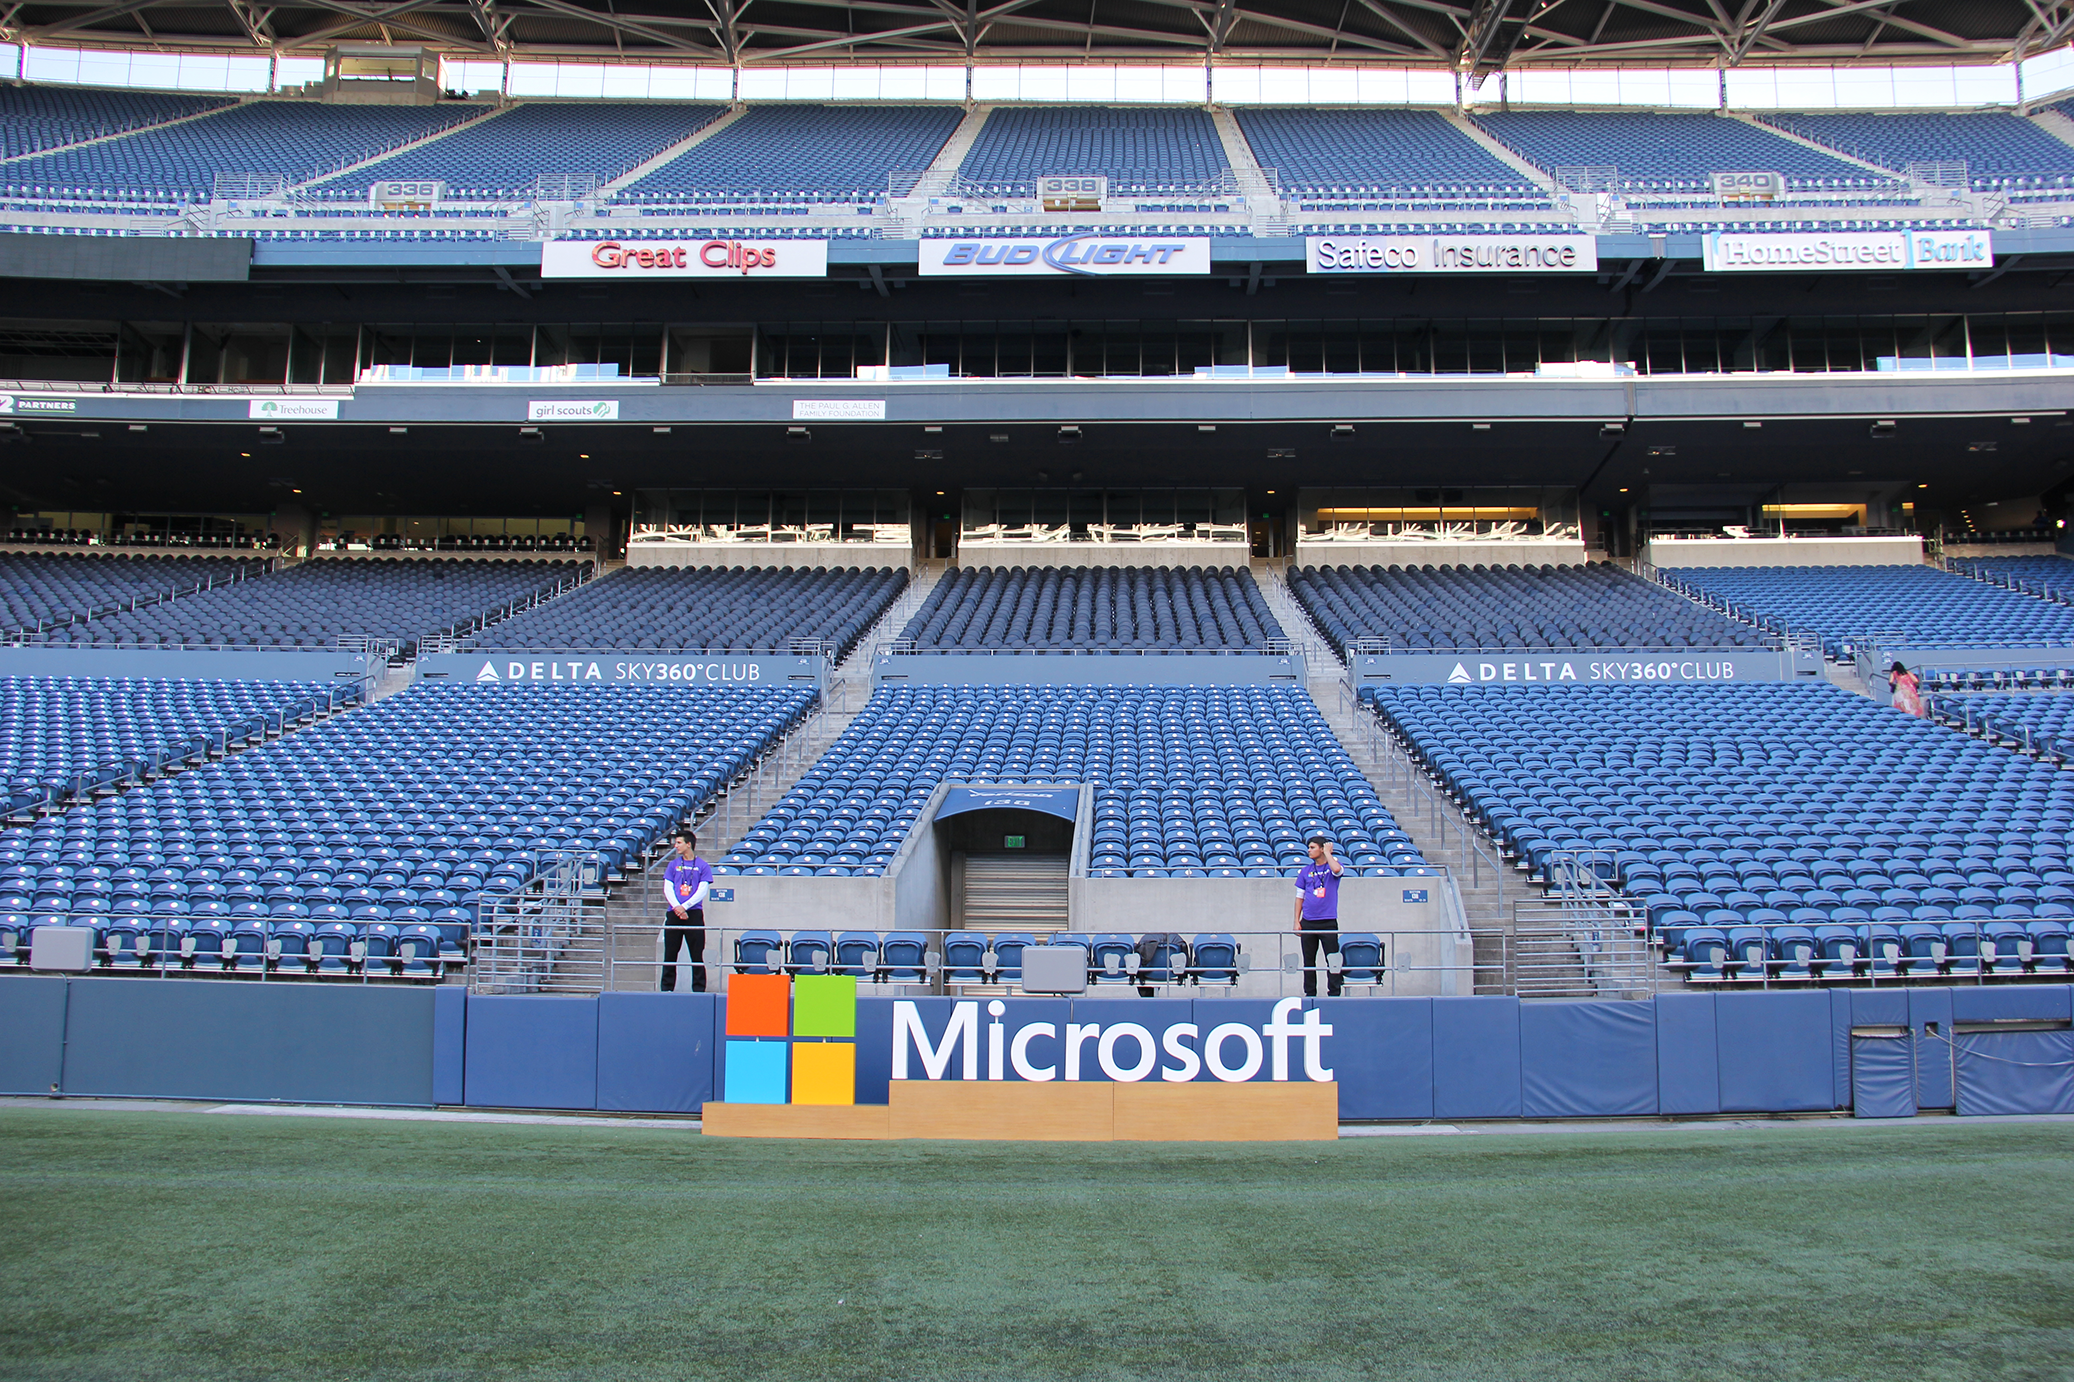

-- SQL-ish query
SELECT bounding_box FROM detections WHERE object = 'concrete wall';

[0,646,371,684]
[1294,539,1588,568]
[957,543,1251,569]
[1066,874,1471,998]
[1645,535,1925,567]
[626,543,911,569]
[873,652,1305,686]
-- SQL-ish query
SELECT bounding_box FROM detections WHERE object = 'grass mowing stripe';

[0,1108,2069,1382]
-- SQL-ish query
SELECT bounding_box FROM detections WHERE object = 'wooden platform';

[701,1081,1337,1142]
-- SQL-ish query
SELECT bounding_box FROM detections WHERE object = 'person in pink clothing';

[1890,661,1925,717]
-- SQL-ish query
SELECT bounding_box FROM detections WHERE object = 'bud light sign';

[920,233,1210,277]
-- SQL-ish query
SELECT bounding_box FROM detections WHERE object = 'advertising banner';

[793,399,886,420]
[1349,649,1802,686]
[1702,229,1992,272]
[0,394,77,415]
[415,652,825,687]
[248,398,340,420]
[541,238,829,279]
[526,399,619,422]
[919,232,1210,277]
[1307,235,1598,275]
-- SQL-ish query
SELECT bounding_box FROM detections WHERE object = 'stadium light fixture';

[1057,426,1082,444]
[258,427,284,445]
[916,449,942,461]
[787,427,811,444]
[389,427,408,435]
[518,427,544,446]
[1472,423,1490,431]
[1743,421,1762,429]
[1331,424,1355,439]
[1198,425,1216,433]
[127,424,146,433]
[1870,420,1897,439]
[1600,422,1625,437]
[990,433,1009,443]
[2012,417,2031,424]
[924,426,943,434]
[1648,445,1676,457]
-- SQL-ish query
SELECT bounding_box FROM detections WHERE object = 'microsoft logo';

[723,974,856,1105]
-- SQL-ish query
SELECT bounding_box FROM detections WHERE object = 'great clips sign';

[541,238,829,279]
[920,233,1210,276]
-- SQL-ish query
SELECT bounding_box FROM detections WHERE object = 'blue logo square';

[1402,888,1429,904]
[724,1040,788,1104]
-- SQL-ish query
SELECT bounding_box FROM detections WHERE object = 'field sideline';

[1,1105,2069,1382]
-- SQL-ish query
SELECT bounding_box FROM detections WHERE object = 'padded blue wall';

[1521,1000,1657,1118]
[3,982,2067,1121]
[462,994,598,1110]
[1432,996,1522,1119]
[0,975,67,1095]
[596,993,719,1112]
[1654,992,1720,1114]
[1716,991,1835,1112]
[59,978,435,1105]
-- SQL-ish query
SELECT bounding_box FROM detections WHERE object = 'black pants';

[660,910,705,993]
[1300,920,1342,998]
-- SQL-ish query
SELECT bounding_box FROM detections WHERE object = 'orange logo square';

[725,973,790,1037]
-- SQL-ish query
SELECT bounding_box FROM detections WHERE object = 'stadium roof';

[1,0,2063,76]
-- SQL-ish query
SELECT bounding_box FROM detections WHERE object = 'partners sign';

[1703,229,1991,272]
[920,232,1210,277]
[1308,235,1598,275]
[541,238,829,279]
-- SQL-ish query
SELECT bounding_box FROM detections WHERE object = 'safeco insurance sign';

[1703,230,1991,272]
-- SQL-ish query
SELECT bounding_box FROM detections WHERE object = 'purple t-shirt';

[663,856,713,911]
[1296,861,1341,921]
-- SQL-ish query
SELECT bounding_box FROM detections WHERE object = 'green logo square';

[792,974,857,1038]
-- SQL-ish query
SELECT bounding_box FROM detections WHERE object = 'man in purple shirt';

[660,829,713,993]
[1294,834,1344,998]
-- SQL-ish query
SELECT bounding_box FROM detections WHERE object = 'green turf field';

[1,1107,2069,1382]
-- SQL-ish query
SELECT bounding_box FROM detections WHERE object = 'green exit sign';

[1004,835,1025,849]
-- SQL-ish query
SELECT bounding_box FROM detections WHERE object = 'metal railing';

[600,921,1475,999]
[469,852,594,994]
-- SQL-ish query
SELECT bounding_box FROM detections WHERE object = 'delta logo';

[723,974,858,1105]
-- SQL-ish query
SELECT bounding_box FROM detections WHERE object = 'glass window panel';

[1928,315,1968,370]
[1253,321,1288,370]
[1968,315,2009,370]
[449,326,494,368]
[1323,324,1360,374]
[1140,322,1177,377]
[1892,316,1933,371]
[1286,320,1323,373]
[1465,319,1503,374]
[2007,314,2047,369]
[630,327,663,378]
[996,321,1033,377]
[1032,322,1068,377]
[1642,323,1682,374]
[960,327,997,378]
[1827,317,1870,372]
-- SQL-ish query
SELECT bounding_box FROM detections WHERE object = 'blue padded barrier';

[1829,988,1853,1110]
[0,974,67,1095]
[1318,995,1432,1120]
[1950,986,2074,1022]
[1714,990,1835,1112]
[1431,995,1522,1119]
[1520,1000,1657,1118]
[1850,989,1912,1027]
[596,993,719,1113]
[1954,1029,2074,1115]
[1653,992,1720,1114]
[432,986,466,1106]
[1851,1029,1919,1118]
[58,977,434,1105]
[461,994,598,1110]
[1909,988,1956,1109]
